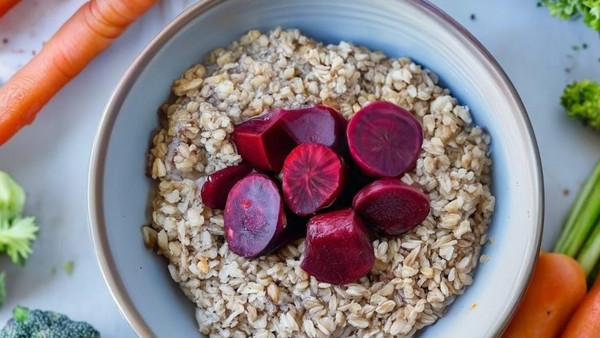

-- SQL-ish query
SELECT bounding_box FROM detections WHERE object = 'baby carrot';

[0,0,160,145]
[561,276,600,338]
[0,0,21,17]
[502,252,587,338]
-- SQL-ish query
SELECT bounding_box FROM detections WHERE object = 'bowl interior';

[90,0,543,337]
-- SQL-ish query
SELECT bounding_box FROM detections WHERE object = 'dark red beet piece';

[224,173,289,257]
[233,110,296,172]
[347,101,423,178]
[300,209,375,284]
[282,143,346,216]
[279,105,348,154]
[352,178,430,235]
[201,163,254,209]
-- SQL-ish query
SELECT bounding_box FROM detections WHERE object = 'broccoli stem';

[576,217,600,276]
[555,161,600,256]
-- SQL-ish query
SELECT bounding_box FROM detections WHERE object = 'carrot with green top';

[501,252,587,338]
[0,0,160,145]
[0,0,21,17]
[504,161,600,336]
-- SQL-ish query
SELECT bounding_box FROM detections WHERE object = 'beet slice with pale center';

[201,162,254,209]
[279,105,347,154]
[352,178,430,235]
[282,143,346,216]
[347,101,423,178]
[224,173,289,257]
[233,110,296,173]
[300,209,375,284]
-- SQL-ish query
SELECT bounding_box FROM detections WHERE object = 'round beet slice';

[224,173,288,257]
[352,178,430,235]
[282,143,346,216]
[279,105,347,154]
[347,101,423,178]
[233,109,297,173]
[300,209,375,284]
[201,163,254,209]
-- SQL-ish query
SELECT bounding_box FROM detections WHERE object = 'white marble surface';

[0,0,599,337]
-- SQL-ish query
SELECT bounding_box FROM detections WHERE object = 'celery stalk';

[576,218,600,276]
[558,187,600,257]
[555,161,600,255]
[588,258,600,285]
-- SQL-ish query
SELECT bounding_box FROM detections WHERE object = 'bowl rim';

[88,0,544,337]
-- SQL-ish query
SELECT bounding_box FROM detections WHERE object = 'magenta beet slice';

[233,110,296,172]
[201,163,254,209]
[352,178,430,235]
[224,173,289,257]
[282,143,347,216]
[280,105,347,154]
[347,101,423,178]
[301,209,375,284]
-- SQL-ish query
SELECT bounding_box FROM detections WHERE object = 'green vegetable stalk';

[555,161,600,282]
[555,161,600,255]
[0,273,5,309]
[577,217,600,277]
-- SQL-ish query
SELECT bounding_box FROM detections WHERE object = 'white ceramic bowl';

[88,0,544,337]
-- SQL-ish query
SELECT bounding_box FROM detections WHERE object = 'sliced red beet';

[347,101,423,178]
[201,163,254,209]
[301,209,375,284]
[233,110,296,172]
[282,143,347,216]
[224,173,289,257]
[279,105,348,154]
[352,178,430,235]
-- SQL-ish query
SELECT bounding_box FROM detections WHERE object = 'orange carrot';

[0,0,21,17]
[561,276,600,338]
[0,0,160,145]
[502,252,587,338]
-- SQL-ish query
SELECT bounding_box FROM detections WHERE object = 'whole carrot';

[0,0,160,145]
[0,0,21,17]
[561,276,600,338]
[502,252,587,338]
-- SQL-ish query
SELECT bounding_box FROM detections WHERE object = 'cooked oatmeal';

[145,27,495,338]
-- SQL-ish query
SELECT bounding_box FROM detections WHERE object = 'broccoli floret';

[0,307,100,338]
[542,0,600,31]
[561,80,600,130]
